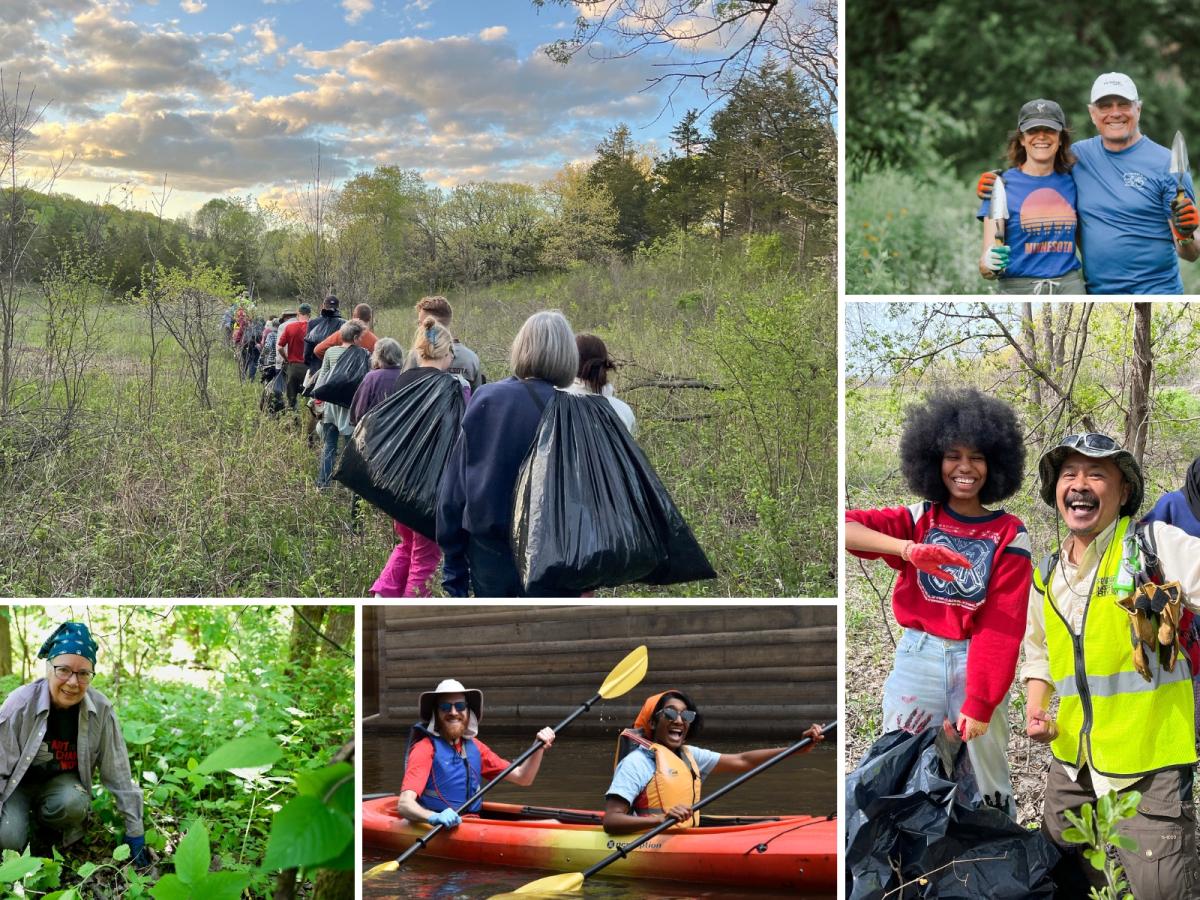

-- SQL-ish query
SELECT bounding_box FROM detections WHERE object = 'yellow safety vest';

[1034,516,1196,777]
[614,728,701,826]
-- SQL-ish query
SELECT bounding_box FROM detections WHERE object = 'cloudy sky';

[5,0,715,217]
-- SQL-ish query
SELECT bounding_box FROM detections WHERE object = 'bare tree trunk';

[1125,302,1152,465]
[1021,302,1042,444]
[288,605,329,667]
[0,608,11,676]
[320,608,354,659]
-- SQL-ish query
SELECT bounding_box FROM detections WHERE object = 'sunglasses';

[658,707,696,724]
[438,701,469,714]
[1059,433,1118,452]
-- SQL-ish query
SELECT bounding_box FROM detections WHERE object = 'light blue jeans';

[882,628,1016,817]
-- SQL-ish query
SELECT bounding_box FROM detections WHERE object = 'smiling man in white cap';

[395,679,556,828]
[981,71,1198,293]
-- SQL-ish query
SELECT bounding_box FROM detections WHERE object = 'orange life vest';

[613,728,700,826]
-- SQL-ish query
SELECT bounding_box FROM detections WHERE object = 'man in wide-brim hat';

[1021,433,1200,899]
[396,678,556,828]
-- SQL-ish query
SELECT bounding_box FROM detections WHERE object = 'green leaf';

[1060,827,1087,844]
[113,843,130,862]
[173,821,211,886]
[44,890,81,900]
[1110,835,1137,852]
[204,871,252,900]
[262,795,353,870]
[1084,848,1107,871]
[294,762,353,812]
[76,861,98,880]
[0,855,43,882]
[149,874,192,900]
[197,735,281,774]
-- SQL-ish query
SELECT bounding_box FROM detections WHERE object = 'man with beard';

[602,691,824,834]
[1021,434,1200,899]
[0,623,147,864]
[396,679,556,828]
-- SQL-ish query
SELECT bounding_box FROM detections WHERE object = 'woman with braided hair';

[845,389,1031,816]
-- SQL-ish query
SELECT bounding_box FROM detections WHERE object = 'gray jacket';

[0,680,144,837]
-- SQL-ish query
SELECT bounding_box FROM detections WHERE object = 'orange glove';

[905,543,971,581]
[1171,195,1198,241]
[976,170,1002,200]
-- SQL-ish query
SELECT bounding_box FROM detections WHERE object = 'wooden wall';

[364,605,835,738]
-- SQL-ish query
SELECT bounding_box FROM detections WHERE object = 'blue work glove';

[125,834,149,866]
[428,808,462,828]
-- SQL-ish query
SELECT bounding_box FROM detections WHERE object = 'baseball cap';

[1090,72,1138,104]
[1018,99,1066,132]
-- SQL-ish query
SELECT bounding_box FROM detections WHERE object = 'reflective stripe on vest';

[1039,516,1197,777]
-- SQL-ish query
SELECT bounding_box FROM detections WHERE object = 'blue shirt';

[1142,490,1200,537]
[1072,135,1196,294]
[605,744,721,806]
[978,168,1080,278]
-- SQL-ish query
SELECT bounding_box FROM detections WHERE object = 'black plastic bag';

[303,314,344,370]
[846,728,1058,899]
[333,370,465,539]
[310,345,370,408]
[511,391,715,595]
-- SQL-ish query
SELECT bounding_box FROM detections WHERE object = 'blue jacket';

[405,724,483,813]
[436,377,556,594]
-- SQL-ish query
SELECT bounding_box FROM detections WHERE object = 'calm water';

[362,733,836,899]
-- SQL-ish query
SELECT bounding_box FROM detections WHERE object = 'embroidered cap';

[1018,99,1066,133]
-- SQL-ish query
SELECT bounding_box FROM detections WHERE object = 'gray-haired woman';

[436,310,579,597]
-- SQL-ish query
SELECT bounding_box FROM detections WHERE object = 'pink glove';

[905,543,971,581]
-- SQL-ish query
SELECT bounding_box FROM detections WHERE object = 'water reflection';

[362,734,836,899]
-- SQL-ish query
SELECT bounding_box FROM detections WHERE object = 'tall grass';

[2,236,835,597]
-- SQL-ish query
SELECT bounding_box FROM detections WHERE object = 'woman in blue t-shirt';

[977,99,1085,294]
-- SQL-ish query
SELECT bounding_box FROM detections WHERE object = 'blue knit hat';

[38,622,98,666]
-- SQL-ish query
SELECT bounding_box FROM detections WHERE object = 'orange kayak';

[362,796,836,891]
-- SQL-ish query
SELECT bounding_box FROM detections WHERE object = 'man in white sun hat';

[980,71,1198,293]
[395,678,556,828]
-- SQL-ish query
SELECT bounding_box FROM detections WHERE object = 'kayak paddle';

[363,644,649,880]
[496,720,837,896]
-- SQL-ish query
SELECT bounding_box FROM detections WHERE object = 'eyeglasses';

[659,707,696,724]
[438,701,468,714]
[52,666,94,684]
[1059,433,1118,452]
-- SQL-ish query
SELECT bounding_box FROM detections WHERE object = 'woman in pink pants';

[363,319,471,597]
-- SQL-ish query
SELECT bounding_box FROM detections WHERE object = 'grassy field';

[847,168,1200,295]
[0,238,835,597]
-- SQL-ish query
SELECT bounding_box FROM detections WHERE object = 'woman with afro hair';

[846,389,1031,818]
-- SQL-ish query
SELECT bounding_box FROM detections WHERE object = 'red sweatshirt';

[847,501,1032,723]
[276,318,308,364]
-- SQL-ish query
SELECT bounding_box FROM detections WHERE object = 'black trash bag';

[846,728,1059,900]
[333,370,465,539]
[303,314,345,370]
[511,391,716,595]
[310,345,371,408]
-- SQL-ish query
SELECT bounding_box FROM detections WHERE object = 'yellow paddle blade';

[362,859,399,880]
[495,871,585,895]
[598,645,648,700]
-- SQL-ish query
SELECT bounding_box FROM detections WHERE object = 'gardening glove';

[905,543,971,581]
[1118,592,1157,681]
[428,808,462,828]
[125,834,149,867]
[1171,195,1199,241]
[976,169,1002,200]
[1152,582,1185,670]
[983,244,1010,273]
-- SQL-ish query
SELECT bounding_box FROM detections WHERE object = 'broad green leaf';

[113,844,130,861]
[1060,827,1086,844]
[294,763,353,801]
[262,795,353,870]
[0,855,42,882]
[173,821,211,886]
[143,771,159,784]
[204,871,252,900]
[149,874,191,900]
[197,735,281,774]
[1110,835,1137,852]
[1084,849,1106,871]
[75,862,98,880]
[44,890,80,900]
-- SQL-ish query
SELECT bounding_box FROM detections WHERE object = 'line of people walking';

[235,293,636,598]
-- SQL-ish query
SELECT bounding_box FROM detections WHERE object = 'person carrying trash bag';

[353,321,471,598]
[311,319,369,489]
[435,310,580,598]
[1021,433,1200,900]
[845,389,1031,818]
[510,389,715,595]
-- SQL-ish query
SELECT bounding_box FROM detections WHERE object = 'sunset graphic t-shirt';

[30,705,80,781]
[977,168,1080,279]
